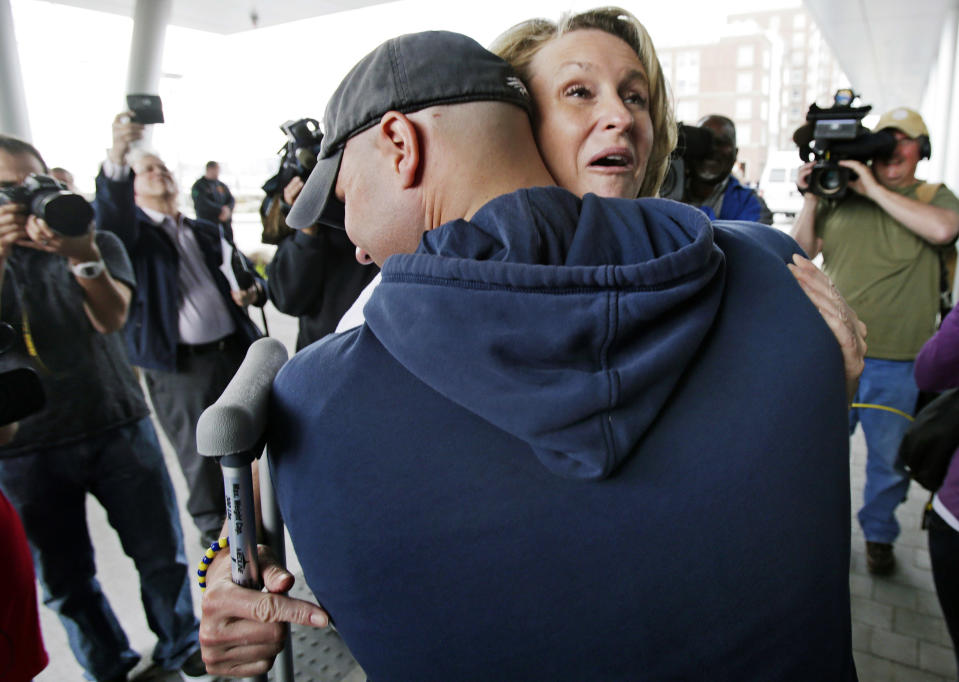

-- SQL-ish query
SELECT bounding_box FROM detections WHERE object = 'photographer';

[262,119,378,349]
[680,115,772,224]
[792,106,959,575]
[266,175,379,349]
[0,135,209,680]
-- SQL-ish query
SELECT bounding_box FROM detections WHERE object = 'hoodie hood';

[364,187,725,480]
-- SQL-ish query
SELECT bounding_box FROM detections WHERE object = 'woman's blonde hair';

[490,7,676,198]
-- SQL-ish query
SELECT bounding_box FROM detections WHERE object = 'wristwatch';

[69,259,106,279]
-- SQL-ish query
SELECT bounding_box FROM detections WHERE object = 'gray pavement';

[33,302,957,680]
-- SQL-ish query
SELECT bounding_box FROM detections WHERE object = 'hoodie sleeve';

[915,305,959,392]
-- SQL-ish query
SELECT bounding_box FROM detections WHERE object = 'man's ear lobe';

[378,111,420,189]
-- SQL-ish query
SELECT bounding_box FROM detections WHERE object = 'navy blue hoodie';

[270,188,855,681]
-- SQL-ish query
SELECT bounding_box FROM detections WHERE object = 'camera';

[0,322,45,428]
[276,118,324,190]
[262,118,323,199]
[260,118,324,242]
[659,123,714,201]
[794,89,897,199]
[0,173,93,237]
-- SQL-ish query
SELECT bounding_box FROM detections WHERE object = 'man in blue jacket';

[200,32,856,680]
[682,114,773,224]
[94,115,266,547]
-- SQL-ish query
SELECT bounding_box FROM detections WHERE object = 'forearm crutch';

[197,336,292,682]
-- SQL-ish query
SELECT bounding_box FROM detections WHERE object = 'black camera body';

[0,173,93,237]
[262,118,323,198]
[278,118,323,186]
[659,123,714,201]
[260,119,324,240]
[795,90,897,199]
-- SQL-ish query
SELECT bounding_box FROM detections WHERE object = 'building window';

[738,123,752,145]
[737,72,753,93]
[659,53,672,75]
[675,52,700,96]
[794,12,806,28]
[736,98,753,119]
[737,45,754,68]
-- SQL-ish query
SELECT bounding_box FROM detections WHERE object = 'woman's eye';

[624,92,648,107]
[564,85,592,98]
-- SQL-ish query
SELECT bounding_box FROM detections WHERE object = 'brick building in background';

[658,6,848,186]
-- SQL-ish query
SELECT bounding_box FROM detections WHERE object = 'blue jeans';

[0,418,199,681]
[849,358,918,544]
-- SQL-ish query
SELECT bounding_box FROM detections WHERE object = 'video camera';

[260,118,324,243]
[0,173,93,237]
[793,89,897,199]
[261,118,323,203]
[659,123,714,201]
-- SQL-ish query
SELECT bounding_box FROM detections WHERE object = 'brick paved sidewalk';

[848,429,957,681]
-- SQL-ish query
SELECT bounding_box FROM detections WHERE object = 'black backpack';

[898,388,959,491]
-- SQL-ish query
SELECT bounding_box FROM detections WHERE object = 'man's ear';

[376,111,420,189]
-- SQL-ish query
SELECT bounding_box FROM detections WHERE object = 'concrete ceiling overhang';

[803,0,958,112]
[41,0,401,34]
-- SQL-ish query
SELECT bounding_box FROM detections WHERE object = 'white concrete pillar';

[943,7,959,193]
[928,6,957,183]
[126,0,172,94]
[0,0,32,140]
[125,0,172,146]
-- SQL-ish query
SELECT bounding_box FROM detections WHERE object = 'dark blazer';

[94,168,263,372]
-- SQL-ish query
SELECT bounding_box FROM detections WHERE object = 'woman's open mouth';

[588,147,635,171]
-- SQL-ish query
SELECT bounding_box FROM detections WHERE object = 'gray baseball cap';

[287,30,531,230]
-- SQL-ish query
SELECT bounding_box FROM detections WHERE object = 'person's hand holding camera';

[109,110,146,166]
[282,176,305,207]
[836,159,880,199]
[21,215,98,263]
[796,162,817,195]
[281,177,318,236]
[0,202,29,262]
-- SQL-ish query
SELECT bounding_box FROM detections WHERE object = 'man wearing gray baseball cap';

[286,29,532,237]
[200,31,855,680]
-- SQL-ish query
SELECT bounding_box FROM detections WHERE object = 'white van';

[759,150,804,218]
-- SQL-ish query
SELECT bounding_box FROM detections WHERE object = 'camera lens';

[811,164,847,198]
[819,168,842,192]
[33,191,94,237]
